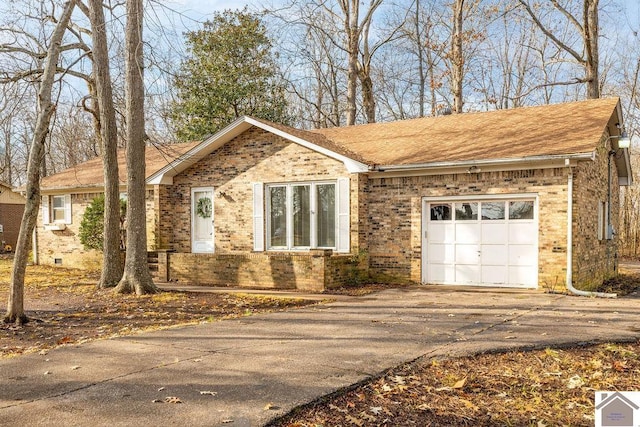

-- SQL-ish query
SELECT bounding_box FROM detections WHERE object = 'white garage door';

[422,196,538,288]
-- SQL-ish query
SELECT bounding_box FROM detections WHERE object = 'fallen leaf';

[360,411,376,422]
[453,377,467,389]
[370,406,383,415]
[329,404,348,414]
[346,415,364,426]
[460,398,478,410]
[566,375,584,389]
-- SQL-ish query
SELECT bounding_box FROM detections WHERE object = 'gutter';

[372,152,595,172]
[565,164,616,298]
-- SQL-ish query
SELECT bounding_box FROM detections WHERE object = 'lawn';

[1,258,638,426]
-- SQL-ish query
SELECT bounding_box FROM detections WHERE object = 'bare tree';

[517,0,601,99]
[116,0,157,294]
[5,0,76,324]
[85,0,124,288]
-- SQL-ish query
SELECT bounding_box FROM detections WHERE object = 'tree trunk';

[451,0,464,113]
[116,0,157,295]
[4,0,76,324]
[584,0,600,98]
[343,0,359,126]
[88,0,123,288]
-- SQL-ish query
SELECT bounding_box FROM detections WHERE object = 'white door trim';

[191,187,214,253]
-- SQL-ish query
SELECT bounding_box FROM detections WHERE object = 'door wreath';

[196,197,212,218]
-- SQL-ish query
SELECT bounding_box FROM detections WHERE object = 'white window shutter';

[253,183,264,251]
[42,196,50,224]
[336,177,350,253]
[64,194,72,224]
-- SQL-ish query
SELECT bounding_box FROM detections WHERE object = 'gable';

[147,116,369,185]
[174,127,349,184]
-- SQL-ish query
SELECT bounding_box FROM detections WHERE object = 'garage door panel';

[482,223,508,244]
[482,265,507,284]
[481,244,508,264]
[456,264,481,283]
[455,223,481,243]
[509,266,538,287]
[509,244,537,266]
[428,243,455,263]
[456,244,480,264]
[509,222,536,244]
[429,223,455,243]
[429,264,455,283]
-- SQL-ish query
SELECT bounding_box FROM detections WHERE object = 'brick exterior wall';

[161,128,352,253]
[37,190,156,269]
[166,251,361,291]
[364,168,572,288]
[571,137,620,290]
[0,203,24,249]
[37,192,102,269]
[34,126,621,293]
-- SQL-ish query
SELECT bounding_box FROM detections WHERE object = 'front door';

[191,187,214,253]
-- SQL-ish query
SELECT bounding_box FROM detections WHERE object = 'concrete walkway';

[1,286,639,427]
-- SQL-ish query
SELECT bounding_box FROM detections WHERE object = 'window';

[430,204,451,221]
[509,201,534,220]
[481,201,505,220]
[52,195,66,222]
[42,194,71,224]
[266,182,337,250]
[455,202,478,220]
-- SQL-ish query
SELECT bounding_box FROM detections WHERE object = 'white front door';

[422,196,538,288]
[191,187,214,253]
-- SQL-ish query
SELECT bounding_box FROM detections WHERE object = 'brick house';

[36,97,632,292]
[0,181,26,250]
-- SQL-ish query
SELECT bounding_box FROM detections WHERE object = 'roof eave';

[371,152,596,174]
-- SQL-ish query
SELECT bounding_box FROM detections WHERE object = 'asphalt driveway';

[1,286,639,426]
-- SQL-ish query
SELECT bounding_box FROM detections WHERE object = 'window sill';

[44,223,67,231]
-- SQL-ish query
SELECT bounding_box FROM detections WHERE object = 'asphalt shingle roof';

[310,97,619,166]
[40,141,200,191]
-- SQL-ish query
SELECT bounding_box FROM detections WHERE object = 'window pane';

[53,196,65,208]
[317,184,335,247]
[481,202,505,220]
[293,185,310,247]
[509,201,534,219]
[269,187,287,247]
[430,204,451,221]
[52,196,65,221]
[455,202,478,220]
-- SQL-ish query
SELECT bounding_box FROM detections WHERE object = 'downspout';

[565,164,616,298]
